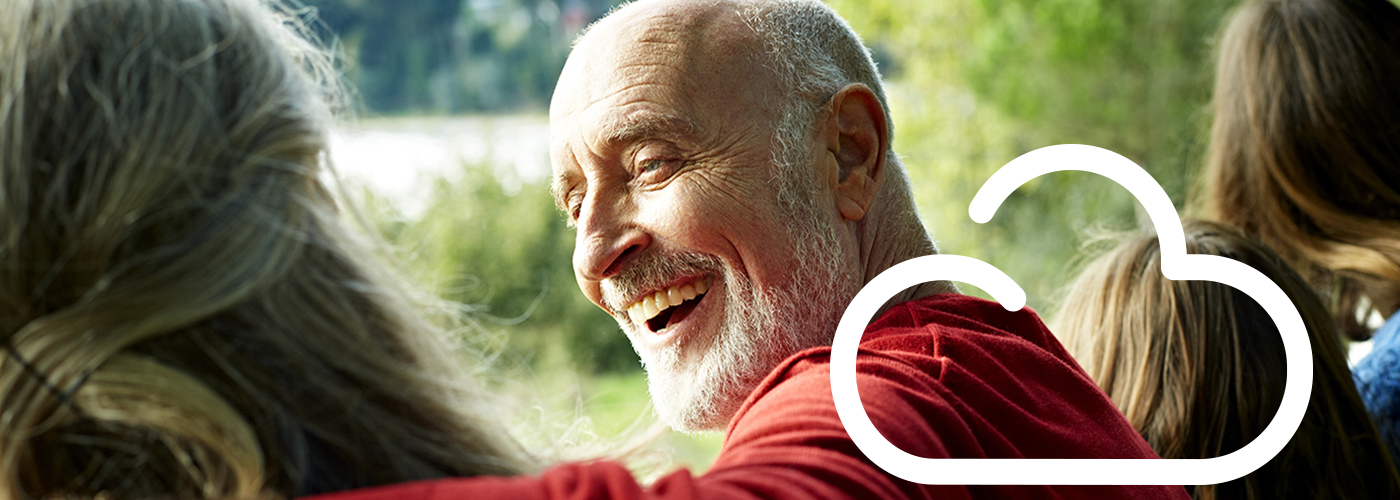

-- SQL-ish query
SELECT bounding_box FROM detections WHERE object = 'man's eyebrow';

[550,170,578,213]
[599,112,699,149]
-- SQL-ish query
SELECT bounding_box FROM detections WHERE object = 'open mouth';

[626,278,710,334]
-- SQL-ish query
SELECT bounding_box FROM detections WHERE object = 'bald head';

[548,0,952,432]
[556,0,893,148]
[551,0,783,148]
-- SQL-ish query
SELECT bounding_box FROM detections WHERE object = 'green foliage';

[962,0,1229,200]
[368,161,639,373]
[827,0,1231,313]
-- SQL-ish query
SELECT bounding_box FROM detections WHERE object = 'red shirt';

[309,294,1189,500]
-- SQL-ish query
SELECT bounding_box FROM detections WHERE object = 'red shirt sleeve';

[304,294,1190,500]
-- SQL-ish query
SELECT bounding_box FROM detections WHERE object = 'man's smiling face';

[548,4,859,431]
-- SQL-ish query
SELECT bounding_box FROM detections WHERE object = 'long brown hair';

[1054,220,1400,499]
[1201,0,1400,339]
[0,0,533,498]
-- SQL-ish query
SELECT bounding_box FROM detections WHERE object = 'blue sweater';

[1354,311,1400,461]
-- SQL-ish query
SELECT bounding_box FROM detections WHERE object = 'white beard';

[600,191,857,432]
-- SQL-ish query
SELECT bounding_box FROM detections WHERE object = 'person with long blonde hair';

[0,0,535,497]
[1054,220,1399,499]
[1200,0,1400,462]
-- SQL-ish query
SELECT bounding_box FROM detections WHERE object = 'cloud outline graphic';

[829,144,1314,485]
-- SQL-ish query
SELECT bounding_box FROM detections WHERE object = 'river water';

[328,114,550,218]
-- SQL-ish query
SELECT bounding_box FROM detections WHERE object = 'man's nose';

[573,197,651,283]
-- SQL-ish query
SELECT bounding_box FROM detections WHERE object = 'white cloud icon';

[829,144,1314,485]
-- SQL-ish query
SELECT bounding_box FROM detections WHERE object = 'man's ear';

[821,83,888,222]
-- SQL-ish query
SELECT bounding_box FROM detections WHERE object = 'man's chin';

[647,370,728,433]
[638,296,844,433]
[645,362,759,433]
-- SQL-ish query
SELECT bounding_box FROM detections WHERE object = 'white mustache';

[599,250,724,315]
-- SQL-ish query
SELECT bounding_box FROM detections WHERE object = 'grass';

[584,371,726,472]
[501,364,725,479]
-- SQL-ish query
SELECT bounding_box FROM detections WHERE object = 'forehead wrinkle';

[579,1,734,91]
[550,1,765,205]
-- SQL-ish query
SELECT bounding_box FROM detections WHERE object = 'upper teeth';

[627,279,710,325]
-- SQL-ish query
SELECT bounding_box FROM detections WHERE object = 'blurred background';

[309,0,1245,473]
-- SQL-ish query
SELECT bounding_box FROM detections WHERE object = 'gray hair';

[739,0,893,145]
[737,0,917,224]
[1,0,533,496]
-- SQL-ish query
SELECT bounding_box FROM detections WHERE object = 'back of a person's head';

[0,0,531,498]
[1202,0,1400,339]
[1054,220,1400,499]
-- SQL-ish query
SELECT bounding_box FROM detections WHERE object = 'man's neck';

[857,205,960,319]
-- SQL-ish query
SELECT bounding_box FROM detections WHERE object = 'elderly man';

[316,0,1189,498]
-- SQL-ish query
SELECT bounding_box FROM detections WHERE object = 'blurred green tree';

[827,0,1231,312]
[305,0,623,114]
[368,162,637,373]
[308,0,463,111]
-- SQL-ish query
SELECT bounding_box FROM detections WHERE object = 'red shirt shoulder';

[305,294,1189,500]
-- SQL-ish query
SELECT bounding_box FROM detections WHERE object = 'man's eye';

[637,158,685,181]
